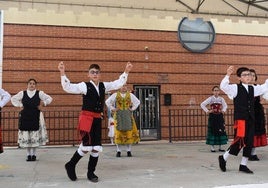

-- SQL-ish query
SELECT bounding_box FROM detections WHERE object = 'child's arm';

[253,80,268,97]
[220,66,237,99]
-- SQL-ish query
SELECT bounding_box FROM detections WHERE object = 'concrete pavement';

[0,141,268,188]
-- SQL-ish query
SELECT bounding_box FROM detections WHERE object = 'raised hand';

[124,62,133,74]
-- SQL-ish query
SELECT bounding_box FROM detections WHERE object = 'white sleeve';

[11,91,24,107]
[253,79,268,97]
[200,97,211,113]
[60,75,87,95]
[104,73,128,92]
[39,91,53,106]
[130,93,140,111]
[0,89,11,108]
[220,75,237,99]
[105,93,117,111]
[221,97,228,112]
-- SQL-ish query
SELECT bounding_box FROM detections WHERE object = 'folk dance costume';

[61,72,128,182]
[11,89,52,161]
[105,90,140,157]
[200,96,228,152]
[249,95,268,161]
[0,89,11,154]
[219,75,268,174]
[107,117,115,145]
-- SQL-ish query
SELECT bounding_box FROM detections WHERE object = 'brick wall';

[2,24,268,140]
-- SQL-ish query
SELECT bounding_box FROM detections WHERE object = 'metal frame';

[176,0,268,19]
[178,17,216,53]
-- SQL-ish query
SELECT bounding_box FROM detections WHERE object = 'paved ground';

[0,141,268,188]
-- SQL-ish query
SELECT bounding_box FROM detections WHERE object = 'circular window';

[178,17,215,53]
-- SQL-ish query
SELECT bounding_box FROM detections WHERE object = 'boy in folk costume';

[58,61,133,182]
[219,66,268,174]
[105,85,140,157]
[0,89,11,154]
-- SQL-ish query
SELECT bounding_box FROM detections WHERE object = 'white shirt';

[60,72,128,95]
[220,75,268,99]
[105,92,140,111]
[200,95,227,113]
[0,88,11,108]
[11,89,53,108]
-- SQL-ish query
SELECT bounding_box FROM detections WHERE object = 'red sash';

[232,120,246,148]
[210,103,222,114]
[78,111,102,132]
[234,120,245,137]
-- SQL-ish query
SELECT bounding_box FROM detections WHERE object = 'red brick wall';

[2,24,268,140]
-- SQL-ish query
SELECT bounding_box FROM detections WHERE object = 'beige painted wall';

[1,0,267,36]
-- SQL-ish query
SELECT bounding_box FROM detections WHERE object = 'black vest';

[22,90,40,110]
[20,90,41,131]
[82,82,105,113]
[233,84,255,121]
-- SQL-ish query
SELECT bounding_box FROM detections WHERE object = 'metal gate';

[133,85,160,140]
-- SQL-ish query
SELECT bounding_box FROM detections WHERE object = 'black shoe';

[239,165,253,174]
[219,149,225,152]
[249,155,260,161]
[31,155,36,161]
[26,155,32,162]
[88,173,98,183]
[127,151,132,157]
[116,152,121,157]
[65,162,77,181]
[218,155,226,172]
[211,150,216,152]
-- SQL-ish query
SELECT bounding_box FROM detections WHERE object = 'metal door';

[133,85,160,140]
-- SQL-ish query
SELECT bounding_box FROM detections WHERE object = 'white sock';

[223,150,230,161]
[90,152,99,157]
[77,147,86,157]
[26,148,31,156]
[32,148,36,156]
[126,144,132,152]
[251,148,256,155]
[116,145,121,152]
[211,145,215,151]
[240,156,248,166]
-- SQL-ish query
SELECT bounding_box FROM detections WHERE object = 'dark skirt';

[206,113,228,145]
[253,97,267,147]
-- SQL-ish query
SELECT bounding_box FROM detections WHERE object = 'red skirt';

[253,134,267,147]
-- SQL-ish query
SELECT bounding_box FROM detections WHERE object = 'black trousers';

[81,118,102,146]
[229,118,254,158]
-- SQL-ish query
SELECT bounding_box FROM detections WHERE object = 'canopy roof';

[175,0,268,19]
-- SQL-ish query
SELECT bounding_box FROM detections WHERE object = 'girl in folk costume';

[200,86,228,152]
[11,78,52,161]
[105,84,140,157]
[106,92,115,145]
[219,66,268,174]
[0,88,11,154]
[249,69,267,161]
[107,117,115,145]
[107,103,115,145]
